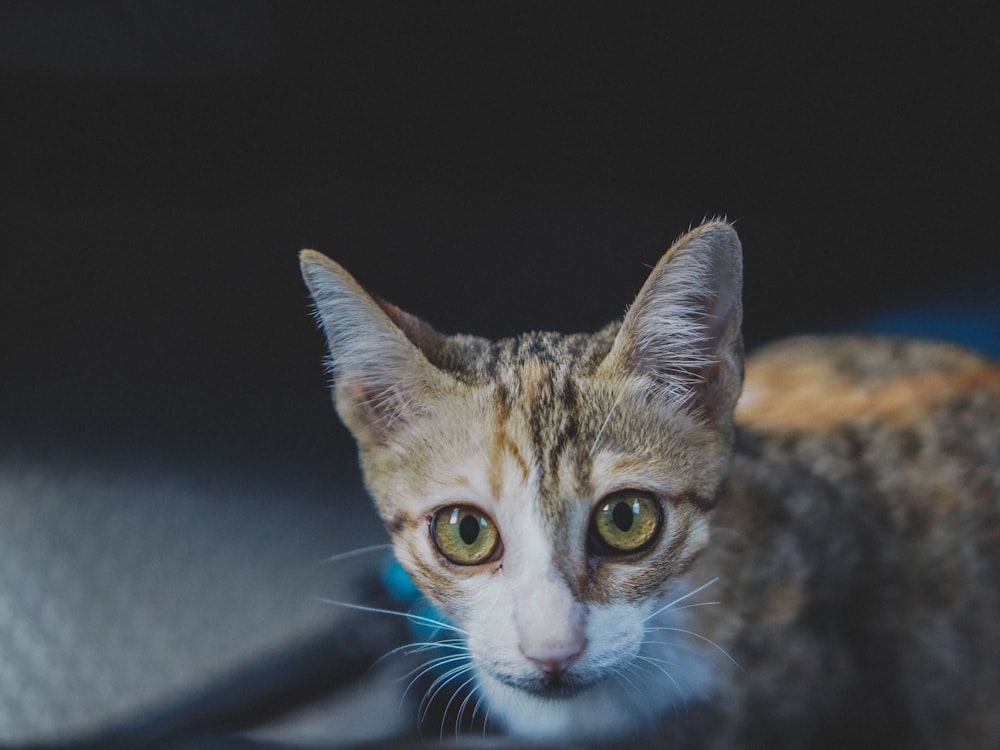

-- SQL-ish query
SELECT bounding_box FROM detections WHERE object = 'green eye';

[591,490,662,554]
[430,506,500,565]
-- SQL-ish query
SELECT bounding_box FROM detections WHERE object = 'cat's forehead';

[447,325,620,383]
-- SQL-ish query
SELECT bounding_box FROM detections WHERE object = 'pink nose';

[521,638,587,676]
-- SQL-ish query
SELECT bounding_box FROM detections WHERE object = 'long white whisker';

[401,650,471,680]
[375,642,463,678]
[420,664,476,724]
[375,638,467,669]
[420,658,472,721]
[455,681,480,738]
[612,663,642,696]
[318,598,468,635]
[610,665,650,737]
[323,592,480,735]
[643,577,720,622]
[413,662,473,719]
[402,653,472,698]
[634,653,687,737]
[321,543,393,565]
[644,626,742,670]
[440,672,480,740]
[482,698,493,736]
[671,600,720,610]
[474,692,490,736]
[634,654,685,697]
[395,638,467,657]
[635,641,682,658]
[608,670,629,702]
[639,639,689,652]
[399,654,466,715]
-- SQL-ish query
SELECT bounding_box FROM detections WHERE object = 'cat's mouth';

[496,669,601,700]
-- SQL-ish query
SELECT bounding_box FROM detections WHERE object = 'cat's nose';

[521,637,587,676]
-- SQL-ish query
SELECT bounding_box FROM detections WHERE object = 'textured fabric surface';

[0,454,385,746]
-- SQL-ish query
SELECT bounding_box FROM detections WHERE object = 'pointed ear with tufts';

[299,250,448,448]
[600,221,744,426]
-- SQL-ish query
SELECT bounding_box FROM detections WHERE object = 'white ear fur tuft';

[300,250,441,445]
[602,221,744,422]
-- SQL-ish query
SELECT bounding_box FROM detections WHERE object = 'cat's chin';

[479,667,656,741]
[493,669,603,700]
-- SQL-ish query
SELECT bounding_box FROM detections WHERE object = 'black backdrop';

[2,1,997,481]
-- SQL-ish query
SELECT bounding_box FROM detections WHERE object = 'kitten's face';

[363,339,724,698]
[301,222,743,736]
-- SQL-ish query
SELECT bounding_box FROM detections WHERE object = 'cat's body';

[695,336,1000,748]
[300,222,1000,748]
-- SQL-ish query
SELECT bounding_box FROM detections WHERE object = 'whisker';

[637,636,707,665]
[440,672,480,740]
[635,640,682,656]
[639,639,692,654]
[634,653,686,738]
[401,649,471,677]
[384,641,469,709]
[481,696,493,737]
[417,666,469,723]
[318,598,468,635]
[671,600,720,610]
[612,664,642,697]
[321,543,393,565]
[643,626,742,670]
[402,653,473,699]
[420,664,477,724]
[401,649,470,678]
[455,681,480,738]
[610,666,651,736]
[399,655,467,716]
[633,654,685,697]
[643,577,719,623]
[395,638,467,657]
[471,687,489,735]
[376,637,467,668]
[402,652,471,703]
[328,597,471,734]
[422,661,472,694]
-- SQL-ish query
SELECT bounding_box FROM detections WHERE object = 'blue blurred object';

[381,557,452,640]
[860,296,1000,358]
[382,556,423,603]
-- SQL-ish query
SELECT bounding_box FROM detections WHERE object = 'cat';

[300,221,1000,749]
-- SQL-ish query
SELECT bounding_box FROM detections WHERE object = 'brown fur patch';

[737,353,1000,431]
[384,510,419,535]
[486,427,531,500]
[488,383,530,499]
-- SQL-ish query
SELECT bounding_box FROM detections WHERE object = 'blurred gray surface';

[0,452,386,746]
[246,658,411,747]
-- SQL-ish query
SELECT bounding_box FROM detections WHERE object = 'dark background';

[2,1,998,480]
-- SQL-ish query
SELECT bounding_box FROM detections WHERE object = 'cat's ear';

[601,221,744,425]
[299,250,449,447]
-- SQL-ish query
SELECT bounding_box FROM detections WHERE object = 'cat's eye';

[430,506,501,566]
[590,490,662,554]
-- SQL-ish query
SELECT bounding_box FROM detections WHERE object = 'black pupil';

[459,514,480,545]
[612,501,634,531]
